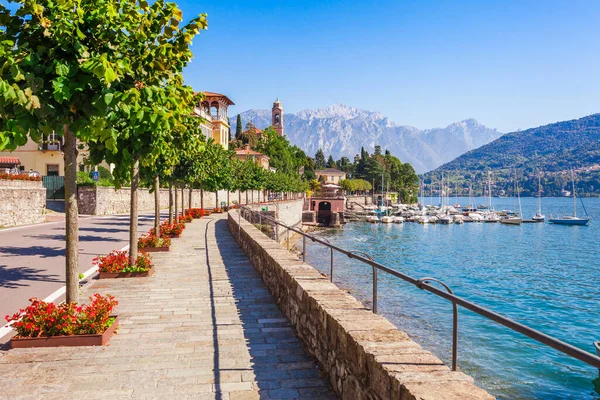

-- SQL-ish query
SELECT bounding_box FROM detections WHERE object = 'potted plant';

[5,294,119,348]
[213,207,223,214]
[95,251,154,278]
[138,233,171,252]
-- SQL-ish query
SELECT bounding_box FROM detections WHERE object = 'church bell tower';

[272,98,284,136]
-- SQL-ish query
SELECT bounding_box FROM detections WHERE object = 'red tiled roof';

[235,148,270,159]
[0,156,20,165]
[202,91,235,105]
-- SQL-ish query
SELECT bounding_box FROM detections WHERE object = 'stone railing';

[0,179,45,227]
[228,210,494,400]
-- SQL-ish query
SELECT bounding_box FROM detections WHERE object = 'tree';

[314,149,326,170]
[87,4,207,267]
[326,155,337,169]
[0,0,178,303]
[235,114,243,140]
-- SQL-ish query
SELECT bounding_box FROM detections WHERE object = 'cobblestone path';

[0,214,335,400]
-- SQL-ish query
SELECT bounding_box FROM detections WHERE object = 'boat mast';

[537,173,542,214]
[488,171,493,210]
[515,169,522,217]
[572,170,577,217]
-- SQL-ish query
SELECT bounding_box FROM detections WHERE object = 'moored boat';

[548,170,590,226]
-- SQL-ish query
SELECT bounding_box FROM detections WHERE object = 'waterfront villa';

[193,91,235,149]
[315,168,347,184]
[235,144,271,171]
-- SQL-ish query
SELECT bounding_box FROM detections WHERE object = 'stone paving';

[0,214,336,400]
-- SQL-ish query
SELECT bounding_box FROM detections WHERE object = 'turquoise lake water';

[304,196,600,400]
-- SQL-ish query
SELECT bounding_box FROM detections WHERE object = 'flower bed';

[150,221,185,238]
[212,207,224,214]
[186,208,207,219]
[179,214,192,223]
[95,251,154,278]
[0,173,42,181]
[138,233,171,252]
[5,294,118,348]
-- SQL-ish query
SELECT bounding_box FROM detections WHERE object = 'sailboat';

[532,173,545,222]
[549,170,590,226]
[500,170,522,225]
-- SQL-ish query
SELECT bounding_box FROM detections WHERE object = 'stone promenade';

[0,214,336,400]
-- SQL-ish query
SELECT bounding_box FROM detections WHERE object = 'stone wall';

[77,186,249,215]
[228,210,494,400]
[0,179,45,227]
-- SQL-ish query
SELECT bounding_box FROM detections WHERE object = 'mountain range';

[230,104,503,173]
[425,113,600,196]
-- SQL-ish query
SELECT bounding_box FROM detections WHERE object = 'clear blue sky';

[180,0,600,133]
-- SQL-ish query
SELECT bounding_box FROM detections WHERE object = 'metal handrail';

[237,205,600,372]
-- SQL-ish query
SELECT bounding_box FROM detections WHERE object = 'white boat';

[501,170,523,225]
[484,213,501,223]
[367,215,380,223]
[549,170,590,226]
[500,216,522,225]
[468,213,484,222]
[439,215,453,224]
[454,217,464,224]
[392,216,405,223]
[381,216,394,223]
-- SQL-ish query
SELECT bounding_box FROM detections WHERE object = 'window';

[46,164,60,176]
[274,114,280,124]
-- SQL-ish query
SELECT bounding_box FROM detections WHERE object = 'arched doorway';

[317,201,332,225]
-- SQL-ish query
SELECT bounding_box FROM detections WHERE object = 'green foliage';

[340,179,372,193]
[235,114,243,140]
[326,155,337,169]
[314,148,326,170]
[76,171,95,186]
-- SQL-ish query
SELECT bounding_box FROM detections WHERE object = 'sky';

[179,0,600,133]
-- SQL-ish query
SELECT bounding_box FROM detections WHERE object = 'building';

[272,99,284,136]
[194,91,235,149]
[235,144,271,170]
[315,168,346,184]
[0,133,67,176]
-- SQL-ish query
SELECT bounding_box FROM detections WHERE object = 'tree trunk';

[215,191,219,209]
[168,180,173,224]
[252,190,254,204]
[245,191,248,205]
[174,182,178,221]
[189,185,193,210]
[200,186,204,210]
[181,186,184,215]
[238,191,241,206]
[154,174,160,236]
[63,126,79,304]
[129,156,140,267]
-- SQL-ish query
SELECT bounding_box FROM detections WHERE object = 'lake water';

[303,196,600,400]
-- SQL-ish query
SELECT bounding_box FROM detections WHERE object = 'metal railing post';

[318,237,334,283]
[302,235,306,262]
[417,278,458,371]
[348,251,376,313]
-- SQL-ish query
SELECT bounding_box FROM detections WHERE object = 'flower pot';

[139,246,170,253]
[10,316,119,348]
[98,266,155,279]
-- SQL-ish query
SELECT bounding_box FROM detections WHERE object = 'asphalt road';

[0,213,161,335]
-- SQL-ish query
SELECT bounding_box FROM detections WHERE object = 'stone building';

[235,144,271,170]
[194,91,235,149]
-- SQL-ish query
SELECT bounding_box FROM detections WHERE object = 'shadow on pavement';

[210,219,335,399]
[0,264,62,289]
[0,245,64,258]
[23,233,121,242]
